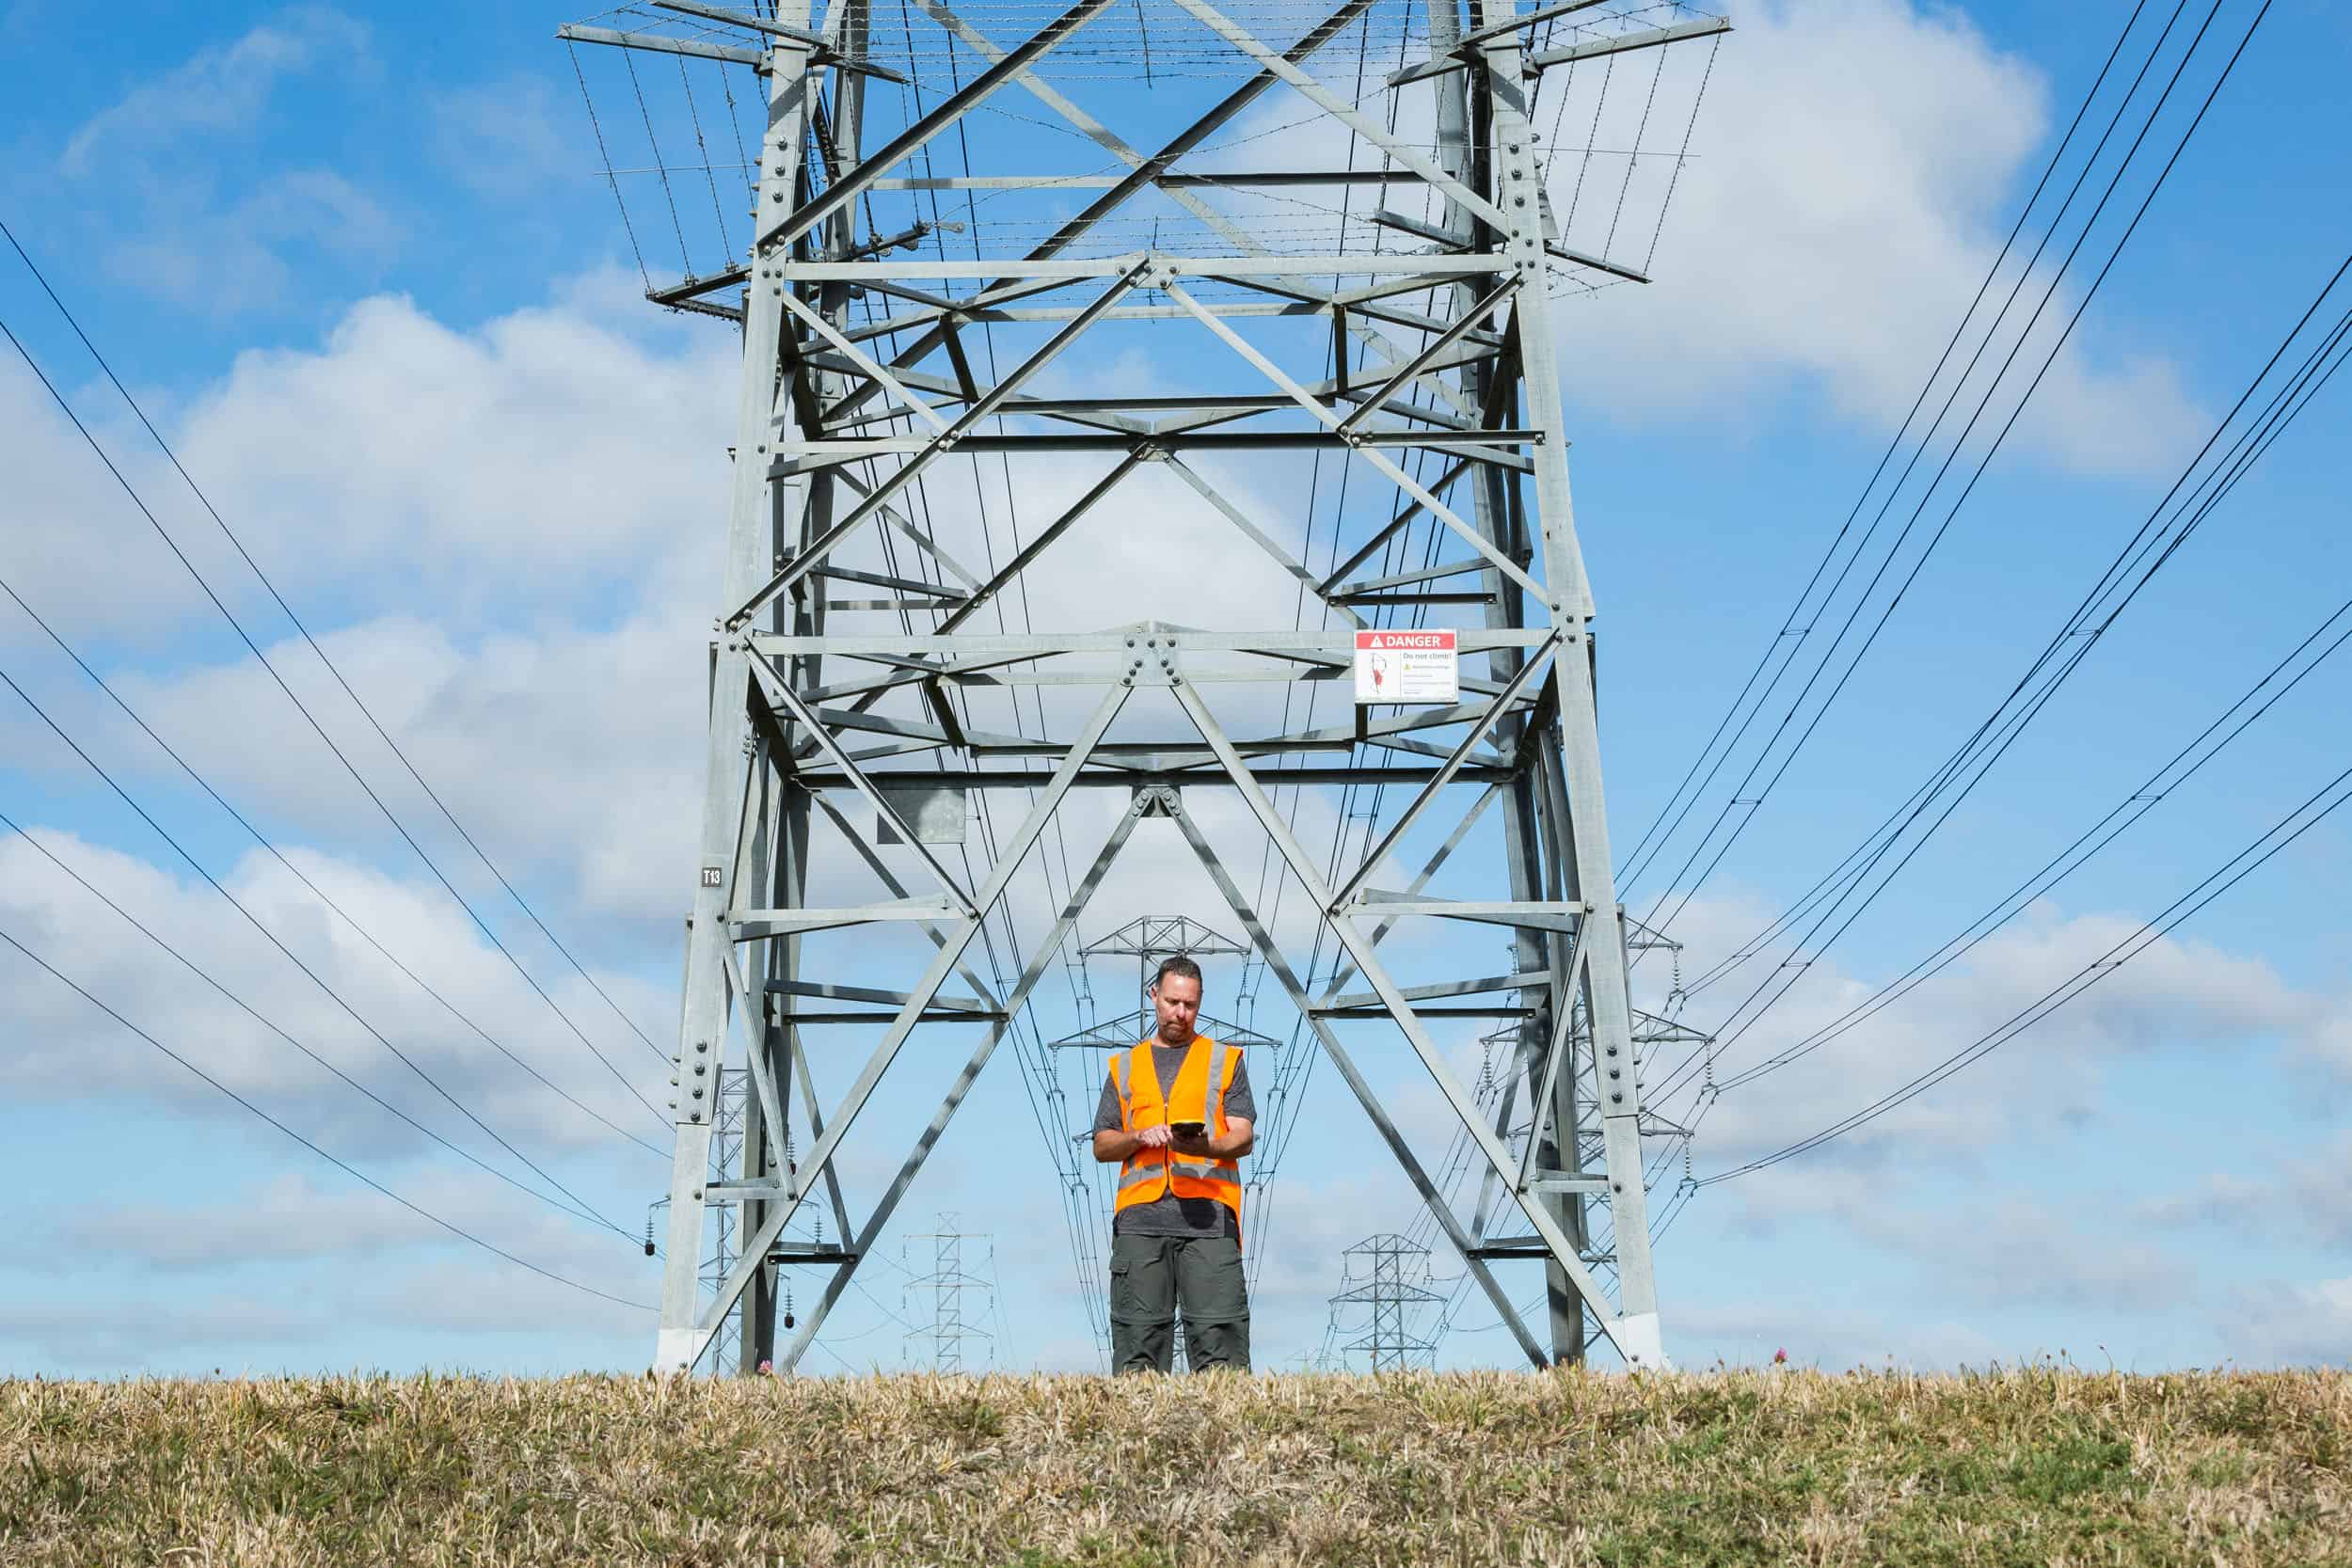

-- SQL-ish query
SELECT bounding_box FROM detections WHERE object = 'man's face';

[1152,972,1202,1044]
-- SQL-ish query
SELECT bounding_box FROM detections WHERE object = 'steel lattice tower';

[1042,914,1277,1055]
[902,1215,993,1370]
[1333,1233,1444,1370]
[560,0,1726,1376]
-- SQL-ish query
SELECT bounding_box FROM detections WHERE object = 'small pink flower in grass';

[1772,1348,1788,1366]
[757,1359,774,1376]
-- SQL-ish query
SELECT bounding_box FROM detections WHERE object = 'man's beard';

[1157,1019,1195,1044]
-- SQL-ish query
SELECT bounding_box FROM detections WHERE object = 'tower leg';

[1482,24,1665,1365]
[658,14,815,1377]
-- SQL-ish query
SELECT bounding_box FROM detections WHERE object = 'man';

[1090,954,1255,1373]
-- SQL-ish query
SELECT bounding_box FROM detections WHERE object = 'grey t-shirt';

[1094,1039,1256,1239]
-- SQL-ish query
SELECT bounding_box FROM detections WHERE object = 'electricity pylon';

[1333,1233,1444,1371]
[1043,915,1279,1056]
[560,0,1727,1377]
[902,1214,994,1371]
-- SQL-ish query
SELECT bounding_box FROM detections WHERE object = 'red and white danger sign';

[1354,628,1458,705]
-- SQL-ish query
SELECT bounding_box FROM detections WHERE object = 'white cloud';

[0,1296,329,1371]
[46,1171,446,1271]
[2141,1132,2352,1252]
[1550,0,2208,476]
[94,167,405,316]
[50,8,393,316]
[60,8,369,176]
[1188,0,2205,477]
[1650,895,2335,1180]
[1894,1197,2189,1311]
[2226,1276,2352,1367]
[427,76,576,198]
[168,283,735,599]
[0,827,671,1157]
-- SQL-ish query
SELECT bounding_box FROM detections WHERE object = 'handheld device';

[1169,1120,1207,1139]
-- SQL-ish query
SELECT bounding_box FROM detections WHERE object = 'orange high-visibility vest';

[1110,1037,1243,1227]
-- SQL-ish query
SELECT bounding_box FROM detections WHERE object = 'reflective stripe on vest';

[1112,1037,1243,1226]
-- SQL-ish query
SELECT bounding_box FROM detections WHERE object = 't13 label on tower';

[1354,629,1458,704]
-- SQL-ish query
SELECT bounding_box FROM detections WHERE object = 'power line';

[1713,592,2352,1095]
[0,657,639,1238]
[1648,330,2350,1226]
[1677,249,2352,1013]
[1654,241,2349,1100]
[0,301,667,1117]
[1647,0,2261,942]
[0,914,653,1312]
[1616,0,2159,893]
[2,214,672,1071]
[0,562,669,1157]
[1642,11,2280,1127]
[0,805,631,1237]
[1627,0,2278,1245]
[1629,0,2252,935]
[1699,748,2352,1184]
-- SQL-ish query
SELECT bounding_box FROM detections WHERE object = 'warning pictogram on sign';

[1354,628,1458,705]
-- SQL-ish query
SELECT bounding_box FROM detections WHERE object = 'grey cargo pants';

[1108,1231,1251,1374]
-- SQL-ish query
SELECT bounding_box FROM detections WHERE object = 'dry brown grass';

[2,1367,2346,1566]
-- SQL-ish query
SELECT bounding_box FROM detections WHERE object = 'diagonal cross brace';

[759,0,1120,250]
[671,682,1128,1364]
[779,288,952,435]
[768,785,1160,1371]
[1171,679,1664,1367]
[1161,454,1364,632]
[767,682,1126,1208]
[1167,0,1515,233]
[1155,785,1549,1369]
[729,263,1147,630]
[757,668,977,914]
[1517,925,1592,1191]
[907,0,1479,423]
[1161,279,1545,601]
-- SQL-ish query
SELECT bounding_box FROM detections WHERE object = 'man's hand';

[1092,1119,1253,1164]
[1092,1124,1173,1163]
[1172,1117,1254,1160]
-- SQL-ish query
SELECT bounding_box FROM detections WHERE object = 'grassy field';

[3,1367,2346,1565]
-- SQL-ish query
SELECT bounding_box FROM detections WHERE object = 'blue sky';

[2,0,2348,1379]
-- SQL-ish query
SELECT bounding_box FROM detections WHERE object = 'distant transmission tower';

[1044,915,1279,1055]
[902,1214,994,1371]
[707,1066,751,1373]
[1332,1234,1444,1371]
[563,0,1729,1378]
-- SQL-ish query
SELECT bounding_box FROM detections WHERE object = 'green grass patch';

[0,1369,2344,1565]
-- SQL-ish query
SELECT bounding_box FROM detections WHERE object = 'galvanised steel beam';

[1426,0,1592,1365]
[789,767,1521,789]
[1157,786,1549,1368]
[1173,681,1658,1368]
[772,430,1539,466]
[730,264,1147,630]
[656,16,815,1380]
[760,0,1120,250]
[558,24,765,68]
[1482,17,1662,1366]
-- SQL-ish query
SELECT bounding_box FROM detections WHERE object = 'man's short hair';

[1153,954,1203,991]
